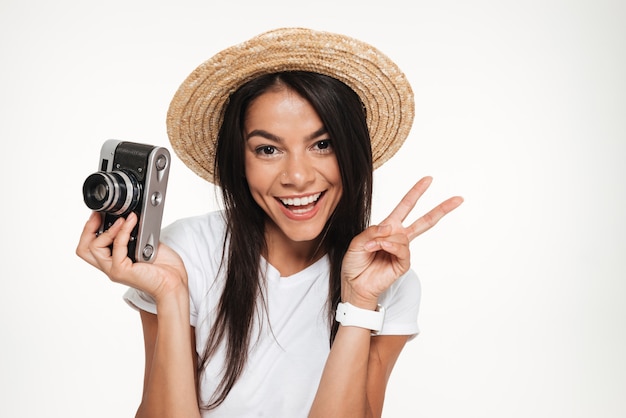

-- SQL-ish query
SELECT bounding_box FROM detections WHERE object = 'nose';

[280,154,315,189]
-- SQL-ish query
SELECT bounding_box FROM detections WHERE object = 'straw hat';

[167,27,414,184]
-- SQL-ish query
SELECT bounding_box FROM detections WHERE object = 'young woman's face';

[244,86,343,245]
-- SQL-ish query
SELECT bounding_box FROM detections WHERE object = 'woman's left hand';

[341,176,463,309]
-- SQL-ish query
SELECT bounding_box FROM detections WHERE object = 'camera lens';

[83,171,141,215]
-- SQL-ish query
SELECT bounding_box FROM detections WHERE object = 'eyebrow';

[246,126,328,143]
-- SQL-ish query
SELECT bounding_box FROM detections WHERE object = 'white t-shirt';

[124,211,421,417]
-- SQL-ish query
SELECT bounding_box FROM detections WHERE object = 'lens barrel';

[83,171,141,215]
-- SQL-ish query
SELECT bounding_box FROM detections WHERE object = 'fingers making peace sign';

[340,176,463,309]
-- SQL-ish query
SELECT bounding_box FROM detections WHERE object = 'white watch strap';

[335,302,385,333]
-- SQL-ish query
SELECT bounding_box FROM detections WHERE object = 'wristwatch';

[335,302,385,334]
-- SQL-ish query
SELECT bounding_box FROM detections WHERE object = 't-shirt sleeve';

[376,269,421,339]
[123,287,157,315]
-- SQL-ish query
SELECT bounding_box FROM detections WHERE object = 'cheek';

[245,175,268,212]
[244,154,260,196]
[245,168,264,196]
[244,154,276,198]
[326,158,342,188]
[244,152,263,185]
[323,159,344,205]
[244,150,254,179]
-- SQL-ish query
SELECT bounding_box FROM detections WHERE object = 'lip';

[275,191,325,221]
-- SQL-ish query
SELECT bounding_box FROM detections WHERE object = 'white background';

[1,0,624,417]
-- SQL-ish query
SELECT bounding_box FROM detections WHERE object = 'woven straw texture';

[167,27,414,184]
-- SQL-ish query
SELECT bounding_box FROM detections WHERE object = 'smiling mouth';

[278,192,323,214]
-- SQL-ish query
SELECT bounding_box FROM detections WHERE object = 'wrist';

[153,279,189,307]
[340,293,379,311]
[335,302,385,334]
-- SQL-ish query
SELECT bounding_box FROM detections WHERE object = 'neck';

[263,221,325,277]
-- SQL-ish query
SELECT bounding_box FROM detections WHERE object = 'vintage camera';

[82,140,170,262]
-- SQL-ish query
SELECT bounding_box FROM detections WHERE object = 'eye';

[255,145,277,155]
[313,140,333,153]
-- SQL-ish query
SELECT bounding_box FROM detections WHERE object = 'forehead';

[244,87,324,134]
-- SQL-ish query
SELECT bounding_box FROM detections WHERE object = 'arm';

[135,306,200,418]
[310,329,408,418]
[310,177,463,417]
[77,212,201,417]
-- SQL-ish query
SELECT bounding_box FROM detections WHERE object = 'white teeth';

[280,192,321,207]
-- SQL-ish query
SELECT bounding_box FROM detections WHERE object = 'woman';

[77,28,463,417]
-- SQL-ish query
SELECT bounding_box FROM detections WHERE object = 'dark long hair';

[201,71,373,410]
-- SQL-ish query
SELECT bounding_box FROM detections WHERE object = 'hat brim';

[167,27,415,184]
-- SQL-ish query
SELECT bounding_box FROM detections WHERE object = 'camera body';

[82,140,170,262]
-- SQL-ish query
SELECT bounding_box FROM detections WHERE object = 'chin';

[283,226,326,244]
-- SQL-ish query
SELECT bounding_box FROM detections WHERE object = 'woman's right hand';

[76,212,187,303]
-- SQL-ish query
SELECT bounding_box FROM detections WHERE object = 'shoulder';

[159,211,229,323]
[160,211,228,283]
[161,210,227,243]
[160,211,227,256]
